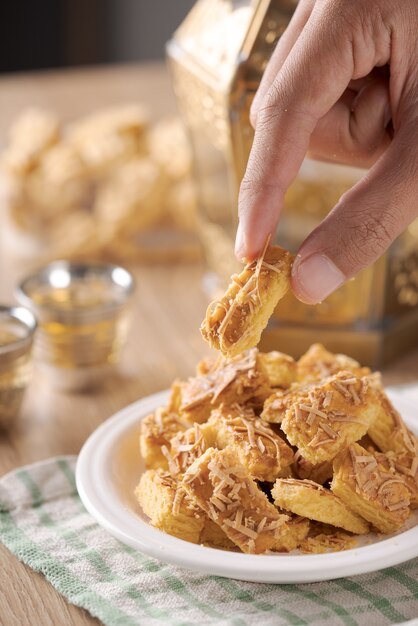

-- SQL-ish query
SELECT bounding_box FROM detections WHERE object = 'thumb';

[291,122,418,304]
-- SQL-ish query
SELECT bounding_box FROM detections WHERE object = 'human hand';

[235,0,418,304]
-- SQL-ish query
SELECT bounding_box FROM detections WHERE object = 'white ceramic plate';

[76,389,418,584]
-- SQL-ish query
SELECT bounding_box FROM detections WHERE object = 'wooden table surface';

[0,62,418,626]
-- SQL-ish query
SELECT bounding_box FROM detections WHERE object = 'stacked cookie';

[136,343,418,554]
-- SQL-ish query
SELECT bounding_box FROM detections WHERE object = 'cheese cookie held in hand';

[201,241,293,357]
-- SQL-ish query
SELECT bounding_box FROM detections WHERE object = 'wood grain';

[0,62,417,626]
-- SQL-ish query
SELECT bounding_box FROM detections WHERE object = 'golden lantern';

[167,0,418,367]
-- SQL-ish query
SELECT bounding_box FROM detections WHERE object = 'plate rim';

[76,389,418,584]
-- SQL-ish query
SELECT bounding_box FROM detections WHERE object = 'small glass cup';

[16,261,135,391]
[0,306,37,428]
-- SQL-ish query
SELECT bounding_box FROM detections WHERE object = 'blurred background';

[1,0,417,369]
[0,0,195,73]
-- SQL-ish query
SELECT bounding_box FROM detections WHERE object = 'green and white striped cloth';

[0,457,418,626]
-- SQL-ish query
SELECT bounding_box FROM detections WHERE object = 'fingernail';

[293,253,345,304]
[235,221,245,258]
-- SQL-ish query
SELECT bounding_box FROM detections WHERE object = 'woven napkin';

[1,387,418,626]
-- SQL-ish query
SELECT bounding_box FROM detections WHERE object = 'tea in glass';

[17,262,135,390]
[0,306,36,428]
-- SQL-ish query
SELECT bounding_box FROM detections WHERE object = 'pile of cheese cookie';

[136,343,418,554]
[1,107,198,263]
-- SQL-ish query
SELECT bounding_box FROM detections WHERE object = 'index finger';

[236,1,374,260]
[250,0,315,127]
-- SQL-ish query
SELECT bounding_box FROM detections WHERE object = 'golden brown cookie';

[43,212,102,263]
[331,443,411,534]
[292,451,333,485]
[257,351,297,388]
[261,384,308,425]
[93,158,165,242]
[296,343,370,383]
[176,349,272,423]
[22,143,91,223]
[272,515,310,552]
[272,478,369,534]
[164,422,216,477]
[209,405,294,482]
[300,522,357,554]
[200,519,236,550]
[148,117,192,181]
[281,371,379,463]
[367,390,418,456]
[139,408,188,470]
[182,447,290,554]
[372,450,418,509]
[135,469,205,543]
[2,108,60,175]
[195,355,218,377]
[165,178,198,232]
[201,244,293,357]
[204,351,295,399]
[68,104,148,175]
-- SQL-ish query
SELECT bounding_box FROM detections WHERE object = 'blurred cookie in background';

[1,105,201,266]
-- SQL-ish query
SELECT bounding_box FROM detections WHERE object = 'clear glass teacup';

[17,261,135,391]
[0,305,37,428]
